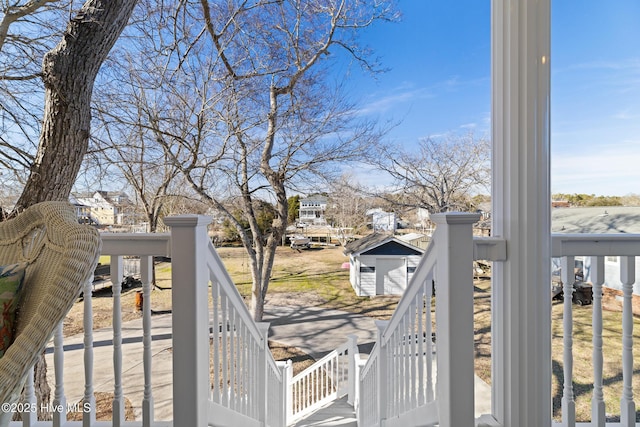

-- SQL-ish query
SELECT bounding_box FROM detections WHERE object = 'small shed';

[343,233,425,297]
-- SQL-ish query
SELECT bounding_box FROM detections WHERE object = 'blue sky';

[345,1,640,197]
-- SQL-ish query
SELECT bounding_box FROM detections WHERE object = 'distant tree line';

[552,193,623,207]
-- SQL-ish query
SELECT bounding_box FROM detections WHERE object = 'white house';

[343,232,424,296]
[73,191,133,226]
[366,208,398,232]
[298,195,328,225]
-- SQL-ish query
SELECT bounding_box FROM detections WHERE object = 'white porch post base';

[432,212,479,427]
[165,215,213,427]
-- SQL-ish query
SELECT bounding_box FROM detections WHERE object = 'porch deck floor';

[291,397,356,427]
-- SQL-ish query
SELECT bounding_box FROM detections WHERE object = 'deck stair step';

[291,397,356,427]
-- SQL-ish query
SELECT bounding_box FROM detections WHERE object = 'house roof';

[397,233,427,242]
[343,232,424,256]
[300,195,328,203]
[551,206,640,234]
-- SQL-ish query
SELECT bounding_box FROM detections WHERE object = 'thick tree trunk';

[15,0,138,210]
[11,0,137,419]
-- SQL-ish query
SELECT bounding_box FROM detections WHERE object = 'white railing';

[204,230,285,427]
[8,215,287,427]
[551,234,640,427]
[357,219,640,427]
[287,336,357,424]
[8,213,639,427]
[11,232,172,426]
[358,213,483,427]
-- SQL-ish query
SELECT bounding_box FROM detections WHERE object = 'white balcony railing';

[8,215,288,427]
[357,215,640,427]
[357,212,506,427]
[287,336,357,424]
[6,213,639,427]
[551,234,640,427]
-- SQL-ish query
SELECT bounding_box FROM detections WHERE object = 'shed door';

[376,258,405,295]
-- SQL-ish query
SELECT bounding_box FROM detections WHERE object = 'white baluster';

[388,330,395,416]
[22,365,36,426]
[229,309,236,410]
[417,280,425,406]
[426,276,434,403]
[347,335,358,405]
[236,323,247,414]
[82,275,96,426]
[375,320,389,422]
[248,338,255,417]
[284,359,293,425]
[561,256,576,427]
[221,294,228,407]
[52,321,66,427]
[211,280,220,404]
[402,313,409,415]
[410,298,417,408]
[256,323,270,423]
[590,256,605,427]
[141,255,154,426]
[111,256,124,427]
[619,256,636,426]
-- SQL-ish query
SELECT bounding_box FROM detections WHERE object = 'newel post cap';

[163,215,213,228]
[431,212,481,225]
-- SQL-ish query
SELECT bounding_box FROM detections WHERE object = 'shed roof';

[343,232,424,256]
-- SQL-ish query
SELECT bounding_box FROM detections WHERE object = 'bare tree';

[375,132,491,214]
[14,0,137,211]
[325,174,373,233]
[1,0,138,417]
[97,0,394,320]
[0,0,70,186]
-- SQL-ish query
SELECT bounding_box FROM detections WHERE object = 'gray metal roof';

[343,232,424,256]
[551,206,640,234]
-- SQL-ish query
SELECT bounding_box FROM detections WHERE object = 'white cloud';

[551,140,640,195]
[356,87,433,116]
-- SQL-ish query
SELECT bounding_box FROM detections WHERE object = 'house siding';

[345,233,425,296]
[578,256,640,296]
[358,255,378,296]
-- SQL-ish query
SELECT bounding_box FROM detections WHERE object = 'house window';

[407,266,417,273]
[360,266,375,273]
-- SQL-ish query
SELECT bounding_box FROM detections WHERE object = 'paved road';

[264,305,378,359]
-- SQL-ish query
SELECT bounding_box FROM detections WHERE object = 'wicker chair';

[0,202,101,411]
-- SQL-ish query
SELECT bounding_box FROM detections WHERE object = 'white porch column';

[491,1,551,427]
[164,215,213,427]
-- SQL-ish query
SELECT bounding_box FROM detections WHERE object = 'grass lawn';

[551,300,640,422]
[217,245,400,320]
[472,278,640,422]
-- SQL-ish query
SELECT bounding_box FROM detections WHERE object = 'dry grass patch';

[217,245,400,320]
[472,277,640,422]
[66,392,135,421]
[551,301,640,422]
[270,341,316,376]
[63,262,173,337]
